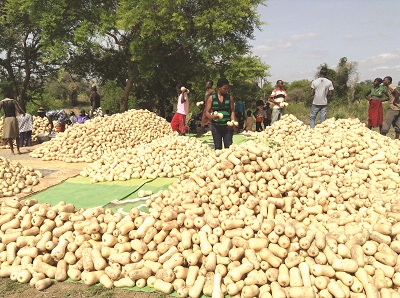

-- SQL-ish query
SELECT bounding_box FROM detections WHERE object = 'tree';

[53,0,266,113]
[0,0,55,109]
[334,57,358,102]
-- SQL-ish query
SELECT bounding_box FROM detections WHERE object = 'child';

[254,100,264,132]
[244,110,254,131]
[263,102,272,129]
[17,112,33,147]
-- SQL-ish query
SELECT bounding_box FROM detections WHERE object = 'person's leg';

[180,114,186,135]
[271,109,279,124]
[255,122,260,132]
[211,125,223,150]
[26,130,32,146]
[393,111,400,139]
[15,136,21,154]
[320,105,327,123]
[381,109,396,135]
[170,113,179,132]
[222,127,234,149]
[309,104,319,128]
[19,132,24,148]
[8,139,14,154]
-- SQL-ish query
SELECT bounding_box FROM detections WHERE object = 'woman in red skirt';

[365,78,388,133]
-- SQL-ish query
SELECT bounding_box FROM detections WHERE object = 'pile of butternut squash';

[80,135,211,182]
[1,115,400,297]
[29,109,173,163]
[0,157,41,197]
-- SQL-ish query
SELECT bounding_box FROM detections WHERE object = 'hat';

[320,68,328,74]
[374,78,383,84]
[37,107,45,112]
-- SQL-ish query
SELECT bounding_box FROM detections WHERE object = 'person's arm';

[180,92,187,104]
[365,89,371,101]
[230,96,235,121]
[205,95,217,120]
[393,88,400,104]
[14,100,25,115]
[47,115,54,133]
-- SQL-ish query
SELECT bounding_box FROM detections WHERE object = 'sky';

[251,0,400,84]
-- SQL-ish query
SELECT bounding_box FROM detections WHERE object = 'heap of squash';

[0,115,400,297]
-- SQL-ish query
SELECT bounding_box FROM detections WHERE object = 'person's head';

[37,107,46,118]
[319,68,328,77]
[217,78,229,95]
[91,86,97,93]
[205,80,213,89]
[276,80,284,88]
[383,76,392,86]
[373,78,383,86]
[69,111,75,116]
[175,84,182,94]
[80,109,86,116]
[247,110,252,117]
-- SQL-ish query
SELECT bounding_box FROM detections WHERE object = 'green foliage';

[99,81,137,114]
[286,79,311,103]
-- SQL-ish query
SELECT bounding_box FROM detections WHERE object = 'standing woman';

[0,95,25,154]
[365,78,388,132]
[205,78,235,149]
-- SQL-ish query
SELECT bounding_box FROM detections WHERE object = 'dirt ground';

[0,143,170,298]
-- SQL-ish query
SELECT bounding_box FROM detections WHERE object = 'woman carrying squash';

[205,78,235,150]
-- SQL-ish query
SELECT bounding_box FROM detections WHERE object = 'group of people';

[171,78,235,150]
[365,76,400,138]
[170,77,290,150]
[0,83,103,154]
[309,69,400,138]
[168,69,399,149]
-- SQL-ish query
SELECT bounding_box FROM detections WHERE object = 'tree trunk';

[120,76,135,112]
[159,95,166,117]
[120,60,137,113]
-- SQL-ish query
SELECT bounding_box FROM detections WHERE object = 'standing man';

[269,80,287,124]
[0,95,25,154]
[381,76,400,139]
[171,85,189,135]
[310,68,334,128]
[199,80,215,136]
[17,112,33,147]
[90,85,101,117]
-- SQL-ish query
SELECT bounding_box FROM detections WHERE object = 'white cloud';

[344,34,361,41]
[252,45,275,57]
[288,32,321,41]
[356,49,400,81]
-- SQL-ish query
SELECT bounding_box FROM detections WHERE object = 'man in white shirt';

[310,68,334,128]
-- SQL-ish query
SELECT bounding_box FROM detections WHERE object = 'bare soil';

[0,143,169,298]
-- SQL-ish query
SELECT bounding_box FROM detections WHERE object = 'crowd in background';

[172,69,400,150]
